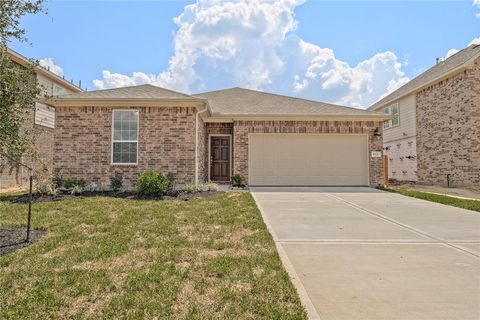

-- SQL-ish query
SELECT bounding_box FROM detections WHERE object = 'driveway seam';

[251,192,321,320]
[324,193,480,259]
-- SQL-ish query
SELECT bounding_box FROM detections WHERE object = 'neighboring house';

[0,49,82,189]
[45,85,388,188]
[369,44,480,187]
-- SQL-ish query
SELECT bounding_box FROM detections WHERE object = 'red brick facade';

[416,58,480,186]
[54,106,197,187]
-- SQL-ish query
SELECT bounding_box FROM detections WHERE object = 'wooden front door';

[210,136,230,181]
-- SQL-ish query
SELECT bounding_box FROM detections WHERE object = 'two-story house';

[0,49,82,189]
[369,44,480,187]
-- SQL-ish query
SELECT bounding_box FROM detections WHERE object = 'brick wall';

[232,120,384,187]
[416,60,480,186]
[54,106,197,188]
[197,116,208,183]
[206,122,234,135]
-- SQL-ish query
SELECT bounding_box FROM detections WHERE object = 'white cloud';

[39,57,63,76]
[469,37,480,45]
[444,37,480,61]
[474,0,480,17]
[93,0,409,108]
[445,48,459,59]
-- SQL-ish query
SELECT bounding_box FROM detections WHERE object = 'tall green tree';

[0,0,45,161]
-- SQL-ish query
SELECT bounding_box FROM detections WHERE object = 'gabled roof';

[369,44,480,110]
[47,84,204,106]
[194,87,386,118]
[7,48,82,93]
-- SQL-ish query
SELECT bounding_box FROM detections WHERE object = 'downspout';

[195,102,209,186]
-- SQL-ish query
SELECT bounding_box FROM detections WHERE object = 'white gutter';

[195,103,209,186]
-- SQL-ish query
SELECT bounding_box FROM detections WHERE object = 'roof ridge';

[57,83,196,99]
[196,86,359,110]
[141,84,194,98]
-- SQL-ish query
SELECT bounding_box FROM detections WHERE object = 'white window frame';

[53,83,68,96]
[111,109,139,165]
[383,103,400,129]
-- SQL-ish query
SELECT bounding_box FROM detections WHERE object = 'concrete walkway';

[251,187,480,320]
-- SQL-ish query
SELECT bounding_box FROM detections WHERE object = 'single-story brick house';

[44,85,389,187]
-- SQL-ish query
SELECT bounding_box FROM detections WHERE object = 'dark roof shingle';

[194,87,384,117]
[56,84,199,100]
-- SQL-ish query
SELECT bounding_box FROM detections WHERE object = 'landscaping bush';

[232,174,245,187]
[136,169,173,196]
[198,182,219,191]
[70,185,83,195]
[62,178,86,189]
[110,172,123,192]
[184,183,196,193]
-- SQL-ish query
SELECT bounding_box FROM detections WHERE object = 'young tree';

[0,0,45,161]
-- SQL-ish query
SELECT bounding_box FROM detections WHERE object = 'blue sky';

[11,0,480,108]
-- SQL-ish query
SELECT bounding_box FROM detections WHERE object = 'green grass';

[382,188,480,212]
[0,193,306,319]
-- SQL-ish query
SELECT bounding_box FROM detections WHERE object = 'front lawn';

[0,193,306,319]
[382,187,480,213]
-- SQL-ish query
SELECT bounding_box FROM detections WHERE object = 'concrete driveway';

[251,187,480,320]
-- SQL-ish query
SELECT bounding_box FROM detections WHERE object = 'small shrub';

[232,174,245,187]
[70,185,83,195]
[110,172,123,192]
[47,184,60,196]
[86,182,99,192]
[204,182,219,191]
[136,169,173,196]
[166,172,176,191]
[52,175,63,188]
[184,183,196,193]
[63,178,86,189]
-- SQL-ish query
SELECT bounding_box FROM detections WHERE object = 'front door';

[210,136,230,181]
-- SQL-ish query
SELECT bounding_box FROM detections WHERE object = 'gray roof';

[370,44,480,110]
[56,84,199,100]
[194,87,384,117]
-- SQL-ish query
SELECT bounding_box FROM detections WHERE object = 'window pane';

[384,121,390,129]
[113,111,138,142]
[392,105,398,115]
[392,116,399,126]
[112,142,137,163]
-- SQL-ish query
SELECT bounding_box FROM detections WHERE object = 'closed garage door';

[248,134,368,186]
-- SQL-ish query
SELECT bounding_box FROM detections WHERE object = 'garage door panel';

[248,134,368,186]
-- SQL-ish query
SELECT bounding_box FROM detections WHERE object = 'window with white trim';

[53,84,68,96]
[112,110,138,164]
[383,103,399,129]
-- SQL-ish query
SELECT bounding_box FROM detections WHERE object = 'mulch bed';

[0,227,46,256]
[11,190,224,204]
